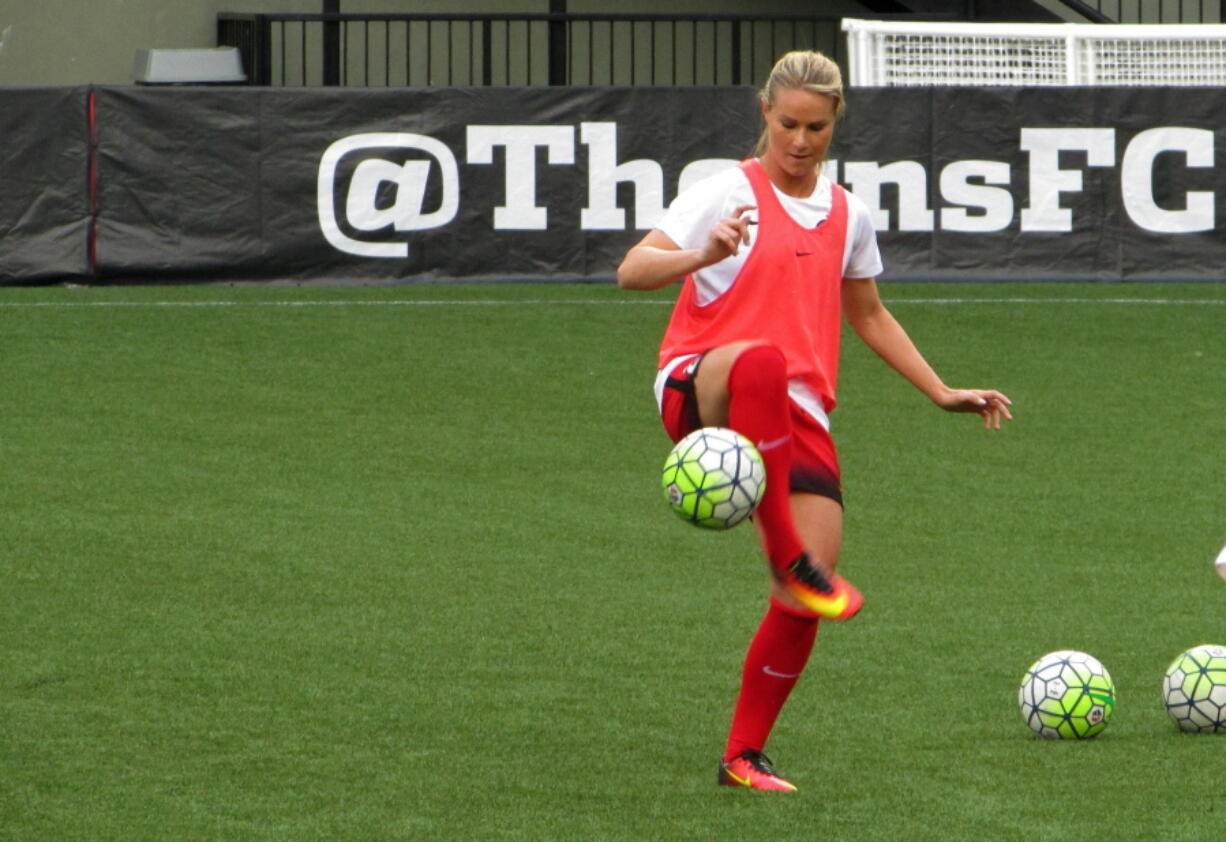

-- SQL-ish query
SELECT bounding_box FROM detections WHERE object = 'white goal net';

[842,18,1226,85]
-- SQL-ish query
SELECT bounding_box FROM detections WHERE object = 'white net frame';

[842,18,1226,86]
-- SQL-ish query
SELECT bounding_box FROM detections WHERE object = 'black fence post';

[482,20,493,85]
[323,0,341,85]
[731,20,741,84]
[548,0,567,85]
[255,15,273,85]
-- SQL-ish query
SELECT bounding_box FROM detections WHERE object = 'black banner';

[7,85,1226,284]
[0,88,90,283]
[93,86,758,283]
[836,87,1225,281]
[93,87,267,281]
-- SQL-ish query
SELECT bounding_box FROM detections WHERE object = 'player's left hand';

[937,389,1013,430]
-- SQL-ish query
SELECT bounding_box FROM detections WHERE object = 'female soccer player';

[617,50,1012,792]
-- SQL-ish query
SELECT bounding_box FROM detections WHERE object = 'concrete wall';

[0,0,309,85]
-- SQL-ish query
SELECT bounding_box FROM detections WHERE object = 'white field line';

[0,297,1224,309]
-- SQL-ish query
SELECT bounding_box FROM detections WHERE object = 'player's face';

[759,88,837,193]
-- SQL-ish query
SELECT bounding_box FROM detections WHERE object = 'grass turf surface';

[2,282,1224,839]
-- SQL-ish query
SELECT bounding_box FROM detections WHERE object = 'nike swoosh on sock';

[762,665,801,679]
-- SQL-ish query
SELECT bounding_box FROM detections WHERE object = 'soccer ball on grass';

[1018,650,1115,739]
[1162,644,1226,733]
[661,427,765,530]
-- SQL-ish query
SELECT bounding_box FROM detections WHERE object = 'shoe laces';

[788,553,835,595]
[740,750,781,776]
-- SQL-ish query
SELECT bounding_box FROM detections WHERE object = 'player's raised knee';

[728,342,788,394]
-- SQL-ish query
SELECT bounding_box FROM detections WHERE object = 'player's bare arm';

[842,276,1013,430]
[616,205,756,291]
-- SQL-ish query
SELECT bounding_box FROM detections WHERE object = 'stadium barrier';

[0,88,92,283]
[840,86,1222,281]
[88,85,757,284]
[0,85,1222,285]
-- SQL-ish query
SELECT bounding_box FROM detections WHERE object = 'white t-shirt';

[657,164,884,306]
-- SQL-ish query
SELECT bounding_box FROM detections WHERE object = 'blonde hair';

[754,51,845,158]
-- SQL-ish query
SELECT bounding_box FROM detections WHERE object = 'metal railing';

[217,11,867,87]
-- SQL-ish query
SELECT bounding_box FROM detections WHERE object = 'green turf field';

[3,281,1224,840]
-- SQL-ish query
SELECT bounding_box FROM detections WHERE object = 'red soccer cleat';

[780,552,863,621]
[718,750,798,792]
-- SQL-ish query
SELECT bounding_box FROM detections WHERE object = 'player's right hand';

[699,204,756,266]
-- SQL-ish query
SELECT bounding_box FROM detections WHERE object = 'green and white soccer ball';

[1162,644,1226,733]
[661,427,765,530]
[1018,650,1115,739]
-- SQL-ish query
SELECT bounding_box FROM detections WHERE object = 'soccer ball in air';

[1162,644,1226,733]
[1018,650,1115,739]
[661,427,765,530]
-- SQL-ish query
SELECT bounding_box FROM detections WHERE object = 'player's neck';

[757,156,817,198]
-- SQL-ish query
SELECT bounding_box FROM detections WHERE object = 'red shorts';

[657,354,843,504]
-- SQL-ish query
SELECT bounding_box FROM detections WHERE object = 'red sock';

[724,598,820,761]
[727,344,804,571]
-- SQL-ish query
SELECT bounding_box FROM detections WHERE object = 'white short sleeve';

[657,167,747,252]
[843,191,884,280]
